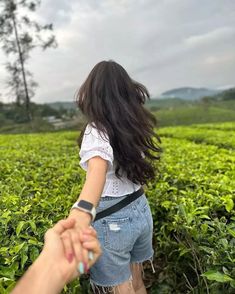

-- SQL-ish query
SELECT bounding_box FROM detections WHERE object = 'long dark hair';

[76,60,162,186]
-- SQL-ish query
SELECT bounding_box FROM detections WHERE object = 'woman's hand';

[60,209,94,274]
[41,217,101,283]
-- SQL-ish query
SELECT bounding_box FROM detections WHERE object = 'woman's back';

[79,122,142,197]
[77,60,162,188]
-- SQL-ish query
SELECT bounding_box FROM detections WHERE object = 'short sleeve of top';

[79,123,114,171]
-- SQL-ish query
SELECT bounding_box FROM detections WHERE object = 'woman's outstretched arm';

[61,156,108,273]
[70,155,108,221]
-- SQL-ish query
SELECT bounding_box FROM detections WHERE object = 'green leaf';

[225,199,234,212]
[199,246,214,254]
[10,242,25,255]
[228,228,235,238]
[6,281,17,292]
[21,252,28,269]
[29,220,36,233]
[161,201,172,209]
[179,247,190,257]
[16,221,26,237]
[230,279,235,288]
[219,238,228,248]
[30,247,39,262]
[202,270,233,283]
[0,281,6,294]
[199,215,211,220]
[0,265,16,280]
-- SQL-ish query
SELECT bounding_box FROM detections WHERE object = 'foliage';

[0,0,57,120]
[214,88,235,101]
[159,124,235,149]
[0,123,235,293]
[155,105,235,127]
[148,134,235,293]
[0,132,83,293]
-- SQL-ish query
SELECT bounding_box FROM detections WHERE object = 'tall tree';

[0,0,57,121]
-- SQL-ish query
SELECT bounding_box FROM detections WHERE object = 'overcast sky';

[0,0,235,103]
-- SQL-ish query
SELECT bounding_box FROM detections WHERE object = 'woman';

[61,60,162,293]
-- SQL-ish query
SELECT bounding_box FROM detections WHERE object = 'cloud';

[185,27,235,48]
[0,0,235,103]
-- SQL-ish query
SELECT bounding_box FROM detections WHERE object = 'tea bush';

[149,136,235,293]
[159,125,235,150]
[0,123,235,293]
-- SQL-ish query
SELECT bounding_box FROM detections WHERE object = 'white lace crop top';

[79,123,142,197]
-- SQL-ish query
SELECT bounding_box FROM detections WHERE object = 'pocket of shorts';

[103,217,132,252]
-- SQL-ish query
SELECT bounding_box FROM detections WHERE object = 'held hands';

[41,217,101,285]
[60,209,95,275]
[10,218,101,294]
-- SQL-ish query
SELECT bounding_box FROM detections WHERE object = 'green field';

[155,105,235,127]
[0,123,235,293]
[158,122,235,149]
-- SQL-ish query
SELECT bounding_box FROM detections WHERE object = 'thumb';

[52,218,76,235]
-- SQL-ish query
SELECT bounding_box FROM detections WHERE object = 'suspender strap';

[94,187,144,222]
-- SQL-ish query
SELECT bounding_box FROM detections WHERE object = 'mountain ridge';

[159,87,223,100]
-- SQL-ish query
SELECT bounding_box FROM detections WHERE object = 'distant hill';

[44,88,235,111]
[160,87,223,100]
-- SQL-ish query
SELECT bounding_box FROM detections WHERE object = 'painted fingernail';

[78,262,84,274]
[88,251,94,261]
[67,253,74,263]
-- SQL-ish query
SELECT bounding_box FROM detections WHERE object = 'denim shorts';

[89,192,155,292]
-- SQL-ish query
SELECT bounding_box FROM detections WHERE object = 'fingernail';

[78,262,84,274]
[88,251,94,261]
[67,253,74,263]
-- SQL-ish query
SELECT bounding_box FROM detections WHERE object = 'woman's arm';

[69,156,108,224]
[70,156,108,223]
[60,156,108,272]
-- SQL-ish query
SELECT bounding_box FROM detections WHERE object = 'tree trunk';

[12,13,32,121]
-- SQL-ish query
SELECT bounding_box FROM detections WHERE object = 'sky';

[0,0,235,103]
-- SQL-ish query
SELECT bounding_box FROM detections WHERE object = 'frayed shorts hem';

[89,274,132,288]
[131,254,156,275]
[131,253,154,265]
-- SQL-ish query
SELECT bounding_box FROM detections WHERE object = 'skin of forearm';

[11,254,64,294]
[79,163,107,207]
[69,159,107,225]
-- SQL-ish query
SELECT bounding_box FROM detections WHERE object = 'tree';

[0,0,57,121]
[221,88,235,101]
[200,96,213,111]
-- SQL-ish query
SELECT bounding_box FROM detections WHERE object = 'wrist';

[69,208,92,225]
[31,253,65,294]
[70,199,96,223]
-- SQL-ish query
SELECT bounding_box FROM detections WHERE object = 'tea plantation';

[0,122,235,293]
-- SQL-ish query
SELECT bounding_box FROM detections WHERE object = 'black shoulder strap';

[94,187,144,222]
